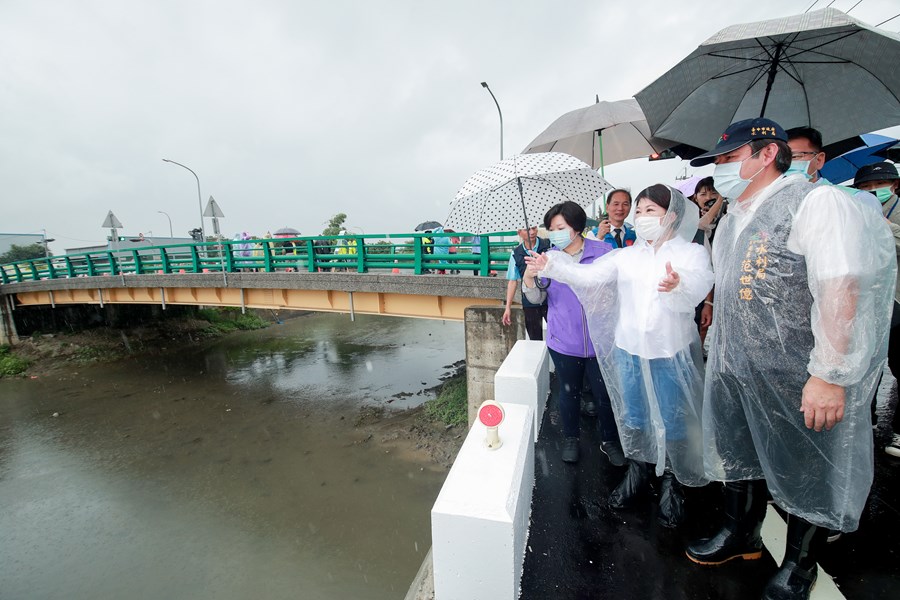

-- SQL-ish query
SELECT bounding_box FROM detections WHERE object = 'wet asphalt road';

[519,376,900,600]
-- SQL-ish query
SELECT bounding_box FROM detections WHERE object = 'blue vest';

[512,238,550,308]
[602,223,636,248]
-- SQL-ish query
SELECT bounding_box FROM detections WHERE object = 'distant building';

[0,232,45,256]
[65,235,196,256]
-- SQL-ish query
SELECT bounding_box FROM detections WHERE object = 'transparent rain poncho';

[534,185,713,485]
[702,175,897,532]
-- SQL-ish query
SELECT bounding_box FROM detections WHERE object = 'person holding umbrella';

[682,118,895,600]
[520,201,622,466]
[501,225,550,342]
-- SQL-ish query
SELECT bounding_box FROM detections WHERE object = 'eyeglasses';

[791,151,820,160]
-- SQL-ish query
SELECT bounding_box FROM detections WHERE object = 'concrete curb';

[404,547,434,600]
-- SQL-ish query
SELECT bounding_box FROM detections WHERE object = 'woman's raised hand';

[524,252,548,277]
[658,261,680,293]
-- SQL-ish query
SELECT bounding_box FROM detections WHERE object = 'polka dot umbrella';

[445,152,612,234]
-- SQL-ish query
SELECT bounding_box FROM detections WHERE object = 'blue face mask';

[712,150,764,199]
[548,229,574,249]
[786,160,812,180]
[872,187,896,204]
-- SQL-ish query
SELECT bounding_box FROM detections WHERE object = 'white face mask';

[634,216,665,242]
[713,150,765,199]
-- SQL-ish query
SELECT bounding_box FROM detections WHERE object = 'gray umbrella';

[635,8,900,151]
[415,221,442,232]
[522,98,672,175]
[445,152,612,234]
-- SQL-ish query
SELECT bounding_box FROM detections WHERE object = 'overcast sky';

[2,0,899,253]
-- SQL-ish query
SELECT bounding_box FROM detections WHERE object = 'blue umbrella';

[820,134,898,184]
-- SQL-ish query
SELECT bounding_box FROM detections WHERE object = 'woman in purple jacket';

[523,201,622,465]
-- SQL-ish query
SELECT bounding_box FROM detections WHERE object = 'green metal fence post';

[190,246,200,273]
[159,248,170,274]
[480,236,490,277]
[305,240,316,272]
[356,236,366,273]
[64,257,75,278]
[263,240,273,272]
[413,236,423,275]
[131,249,143,274]
[224,241,235,272]
[106,252,118,275]
[45,258,57,280]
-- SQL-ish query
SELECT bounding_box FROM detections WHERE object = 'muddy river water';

[0,313,465,599]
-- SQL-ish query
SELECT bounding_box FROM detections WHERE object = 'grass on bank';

[196,307,269,334]
[423,374,467,427]
[0,345,29,377]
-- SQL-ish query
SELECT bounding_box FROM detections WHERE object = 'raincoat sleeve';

[658,242,715,314]
[788,185,898,387]
[538,249,618,297]
[887,221,900,255]
[522,279,546,304]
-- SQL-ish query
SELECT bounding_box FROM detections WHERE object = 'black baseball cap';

[853,162,899,187]
[689,118,788,167]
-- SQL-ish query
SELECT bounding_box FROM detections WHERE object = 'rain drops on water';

[365,360,373,372]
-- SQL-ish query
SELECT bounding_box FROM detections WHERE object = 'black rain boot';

[762,514,828,600]
[686,479,767,565]
[657,471,685,529]
[608,460,652,508]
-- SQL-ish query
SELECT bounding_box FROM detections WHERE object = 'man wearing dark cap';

[854,161,900,458]
[683,118,896,600]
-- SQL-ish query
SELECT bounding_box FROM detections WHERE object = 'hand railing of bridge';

[0,232,520,284]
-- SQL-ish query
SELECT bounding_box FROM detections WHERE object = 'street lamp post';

[162,159,206,242]
[41,229,55,258]
[157,211,173,238]
[480,82,504,160]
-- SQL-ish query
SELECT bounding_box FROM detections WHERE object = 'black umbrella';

[635,8,900,152]
[274,227,301,236]
[415,221,442,232]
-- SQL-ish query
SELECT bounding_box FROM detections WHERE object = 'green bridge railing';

[0,232,518,284]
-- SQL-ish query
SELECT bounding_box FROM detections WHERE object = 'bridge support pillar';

[0,296,20,346]
[463,305,524,427]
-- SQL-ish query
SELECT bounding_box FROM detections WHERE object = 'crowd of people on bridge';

[497,116,899,600]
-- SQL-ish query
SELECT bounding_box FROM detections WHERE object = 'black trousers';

[890,323,900,432]
[523,304,548,342]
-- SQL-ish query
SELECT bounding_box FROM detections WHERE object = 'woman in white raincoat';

[525,184,713,527]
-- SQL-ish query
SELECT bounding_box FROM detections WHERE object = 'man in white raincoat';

[684,118,895,600]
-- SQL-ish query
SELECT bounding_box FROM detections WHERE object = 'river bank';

[3,309,468,472]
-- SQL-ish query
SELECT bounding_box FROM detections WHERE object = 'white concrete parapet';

[431,403,535,600]
[493,340,549,440]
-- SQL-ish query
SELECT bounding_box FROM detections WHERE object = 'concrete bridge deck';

[0,272,507,322]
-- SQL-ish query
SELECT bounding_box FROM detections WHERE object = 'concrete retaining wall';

[463,306,524,426]
[431,403,535,600]
[494,340,549,441]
